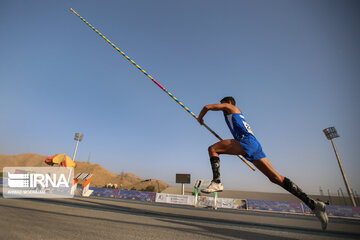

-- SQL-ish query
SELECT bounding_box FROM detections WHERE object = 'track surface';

[1,195,359,240]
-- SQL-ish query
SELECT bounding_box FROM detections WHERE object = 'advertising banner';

[196,196,247,210]
[196,196,215,208]
[247,199,303,214]
[90,187,119,198]
[233,199,248,210]
[118,190,156,202]
[156,193,194,205]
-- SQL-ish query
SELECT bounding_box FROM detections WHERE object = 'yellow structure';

[45,154,76,168]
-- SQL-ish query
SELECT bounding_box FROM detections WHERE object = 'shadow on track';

[5,197,358,239]
[0,203,294,240]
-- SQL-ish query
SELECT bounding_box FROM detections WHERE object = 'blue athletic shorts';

[237,134,266,162]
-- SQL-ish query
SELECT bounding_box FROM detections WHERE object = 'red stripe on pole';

[152,79,166,91]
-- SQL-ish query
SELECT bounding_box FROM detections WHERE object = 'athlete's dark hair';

[220,96,236,105]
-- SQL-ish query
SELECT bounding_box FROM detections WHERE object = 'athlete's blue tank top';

[224,113,254,140]
[224,113,266,161]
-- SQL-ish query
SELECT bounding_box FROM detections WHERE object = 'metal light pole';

[339,188,347,206]
[327,189,332,205]
[72,133,84,161]
[323,127,356,206]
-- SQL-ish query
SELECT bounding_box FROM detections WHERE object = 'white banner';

[217,197,235,209]
[156,193,194,205]
[196,196,247,210]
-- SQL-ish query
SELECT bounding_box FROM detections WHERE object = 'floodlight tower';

[72,133,84,162]
[323,127,356,206]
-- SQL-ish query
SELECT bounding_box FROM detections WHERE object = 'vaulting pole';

[70,8,255,171]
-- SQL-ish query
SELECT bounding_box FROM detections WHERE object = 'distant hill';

[0,153,168,192]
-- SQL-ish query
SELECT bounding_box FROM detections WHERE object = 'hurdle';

[71,173,93,197]
[194,179,219,210]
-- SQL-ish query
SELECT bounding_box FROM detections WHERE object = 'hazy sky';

[1,0,359,195]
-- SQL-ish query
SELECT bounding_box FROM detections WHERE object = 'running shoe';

[201,181,224,193]
[313,200,329,231]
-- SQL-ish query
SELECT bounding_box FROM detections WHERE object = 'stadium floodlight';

[72,133,84,162]
[323,127,356,206]
[323,127,339,140]
[74,133,84,142]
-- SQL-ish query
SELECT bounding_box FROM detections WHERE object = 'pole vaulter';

[70,8,255,171]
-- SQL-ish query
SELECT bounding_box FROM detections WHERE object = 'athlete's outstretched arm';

[198,103,236,125]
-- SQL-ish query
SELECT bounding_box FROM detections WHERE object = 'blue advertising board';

[90,187,119,198]
[247,199,303,214]
[118,190,156,202]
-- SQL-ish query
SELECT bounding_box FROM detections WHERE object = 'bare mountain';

[0,153,168,191]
